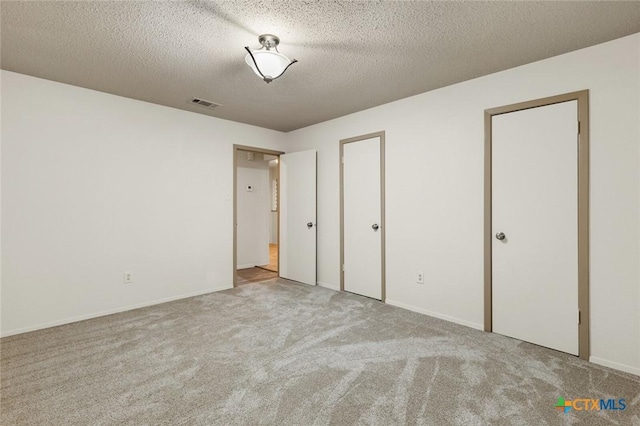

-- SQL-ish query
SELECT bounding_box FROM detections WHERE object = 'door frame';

[339,131,386,302]
[233,144,285,287]
[484,90,590,360]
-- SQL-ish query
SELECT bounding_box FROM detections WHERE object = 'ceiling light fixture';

[244,34,297,83]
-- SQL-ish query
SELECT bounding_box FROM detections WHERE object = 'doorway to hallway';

[233,145,283,286]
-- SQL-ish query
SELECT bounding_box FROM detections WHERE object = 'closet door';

[492,101,578,355]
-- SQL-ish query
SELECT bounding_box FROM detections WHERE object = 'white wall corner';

[237,263,257,270]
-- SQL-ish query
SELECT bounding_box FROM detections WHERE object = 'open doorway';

[233,145,283,286]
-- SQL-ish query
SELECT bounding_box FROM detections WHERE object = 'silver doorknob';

[307,222,314,229]
[372,224,379,231]
[496,232,506,240]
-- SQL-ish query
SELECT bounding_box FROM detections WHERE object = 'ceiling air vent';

[188,97,221,110]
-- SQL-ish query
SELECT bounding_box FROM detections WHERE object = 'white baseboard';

[317,281,340,291]
[1,285,232,338]
[590,357,640,377]
[385,299,484,331]
[237,263,256,270]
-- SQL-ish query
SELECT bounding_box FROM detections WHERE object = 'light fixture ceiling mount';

[258,34,280,49]
[244,34,297,84]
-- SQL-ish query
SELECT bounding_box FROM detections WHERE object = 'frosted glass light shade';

[245,50,292,80]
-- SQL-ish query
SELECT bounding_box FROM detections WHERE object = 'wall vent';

[188,97,221,110]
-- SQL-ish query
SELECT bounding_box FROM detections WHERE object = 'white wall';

[236,153,270,268]
[285,34,640,375]
[1,71,286,336]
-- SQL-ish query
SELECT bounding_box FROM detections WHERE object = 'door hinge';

[578,310,581,325]
[341,156,344,164]
[342,264,345,272]
[577,121,581,135]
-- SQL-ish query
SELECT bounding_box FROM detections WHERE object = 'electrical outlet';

[416,271,424,284]
[124,271,133,284]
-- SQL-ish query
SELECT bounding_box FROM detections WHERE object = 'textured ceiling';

[2,1,639,132]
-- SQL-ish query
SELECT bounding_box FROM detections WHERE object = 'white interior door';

[279,150,316,285]
[343,137,382,300]
[492,101,578,355]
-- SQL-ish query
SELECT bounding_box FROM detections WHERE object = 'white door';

[279,150,317,285]
[492,101,578,355]
[343,137,382,300]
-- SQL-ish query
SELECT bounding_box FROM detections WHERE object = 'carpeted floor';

[1,279,638,425]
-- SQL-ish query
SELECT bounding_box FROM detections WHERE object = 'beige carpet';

[1,279,639,425]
